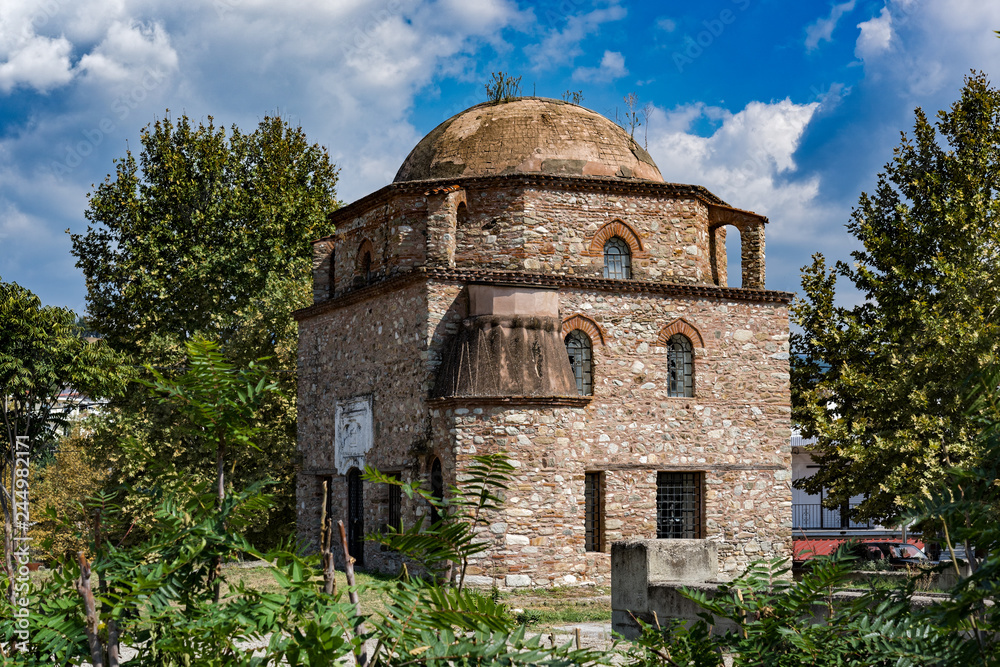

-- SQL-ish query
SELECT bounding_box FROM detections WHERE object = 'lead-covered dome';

[394,97,664,183]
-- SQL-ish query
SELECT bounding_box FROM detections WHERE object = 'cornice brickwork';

[294,267,794,321]
[314,173,758,242]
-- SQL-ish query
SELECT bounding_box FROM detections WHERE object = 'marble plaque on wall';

[334,395,373,474]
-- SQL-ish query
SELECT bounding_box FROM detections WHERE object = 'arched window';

[603,236,632,279]
[360,251,372,283]
[354,240,374,287]
[565,330,593,396]
[429,457,444,524]
[667,334,694,397]
[327,247,336,296]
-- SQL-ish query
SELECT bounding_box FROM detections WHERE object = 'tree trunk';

[338,520,367,667]
[320,479,336,595]
[74,552,105,667]
[211,438,226,604]
[217,438,226,509]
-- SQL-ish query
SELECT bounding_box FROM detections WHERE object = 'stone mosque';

[295,97,793,587]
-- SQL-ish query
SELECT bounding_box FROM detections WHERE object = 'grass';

[228,565,612,629]
[499,584,612,627]
[29,562,613,631]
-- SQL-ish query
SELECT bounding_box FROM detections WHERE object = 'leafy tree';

[70,112,339,547]
[0,353,602,666]
[146,337,277,601]
[791,72,1000,524]
[28,430,108,564]
[0,277,126,605]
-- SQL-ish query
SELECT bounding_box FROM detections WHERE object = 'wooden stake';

[575,627,581,650]
[74,552,105,667]
[320,480,336,595]
[338,520,367,667]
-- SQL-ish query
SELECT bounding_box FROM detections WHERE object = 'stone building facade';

[295,98,793,587]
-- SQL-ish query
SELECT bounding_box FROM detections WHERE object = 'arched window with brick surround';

[565,330,593,396]
[666,334,694,397]
[354,239,374,286]
[588,219,644,279]
[603,236,632,279]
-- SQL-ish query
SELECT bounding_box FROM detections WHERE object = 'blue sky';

[2,0,999,313]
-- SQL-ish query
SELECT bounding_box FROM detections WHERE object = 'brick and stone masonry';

[295,97,793,587]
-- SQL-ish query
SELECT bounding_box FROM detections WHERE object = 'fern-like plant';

[364,452,514,591]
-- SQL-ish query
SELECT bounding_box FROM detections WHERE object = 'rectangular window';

[585,472,603,552]
[323,475,335,523]
[381,473,402,552]
[386,473,401,532]
[656,472,703,539]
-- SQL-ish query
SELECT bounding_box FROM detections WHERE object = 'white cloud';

[77,20,178,85]
[855,6,893,60]
[525,3,627,70]
[656,17,677,33]
[572,50,627,83]
[804,0,856,51]
[647,99,822,243]
[0,35,74,93]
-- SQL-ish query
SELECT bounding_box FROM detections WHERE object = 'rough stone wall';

[739,222,766,290]
[417,282,791,586]
[558,288,792,576]
[299,277,790,583]
[451,186,718,284]
[299,181,788,585]
[327,195,428,297]
[315,183,760,303]
[296,279,433,566]
[708,226,728,287]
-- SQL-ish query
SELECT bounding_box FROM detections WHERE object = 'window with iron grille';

[585,472,603,552]
[603,236,632,279]
[656,472,703,539]
[347,467,365,565]
[381,473,402,551]
[429,457,444,524]
[667,334,694,397]
[386,472,401,532]
[565,330,593,396]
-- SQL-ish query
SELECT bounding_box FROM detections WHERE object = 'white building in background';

[791,434,908,558]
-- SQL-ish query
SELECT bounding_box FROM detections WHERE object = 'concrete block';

[611,539,718,614]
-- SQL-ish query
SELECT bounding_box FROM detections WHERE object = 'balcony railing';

[793,503,873,530]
